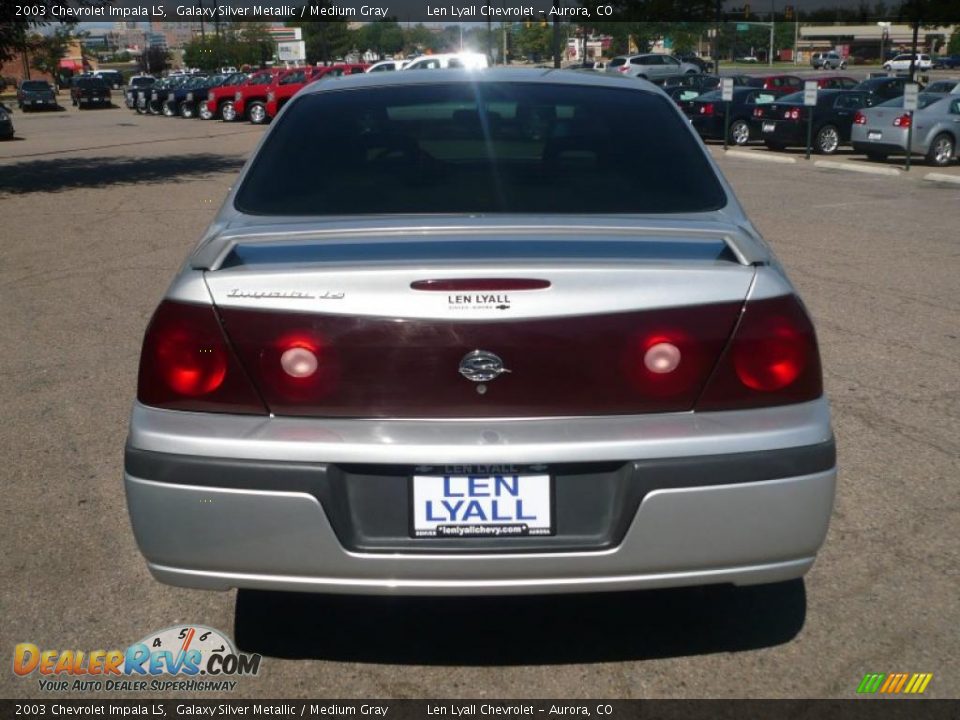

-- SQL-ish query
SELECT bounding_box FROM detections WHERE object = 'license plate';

[762,122,776,133]
[868,131,882,140]
[412,474,552,538]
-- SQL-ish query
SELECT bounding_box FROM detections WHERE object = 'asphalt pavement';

[0,102,957,700]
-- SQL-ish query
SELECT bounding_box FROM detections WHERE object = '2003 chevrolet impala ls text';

[124,69,836,596]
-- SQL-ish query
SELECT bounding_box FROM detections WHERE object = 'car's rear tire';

[221,101,237,122]
[815,124,840,154]
[248,101,267,124]
[199,102,213,120]
[180,101,194,119]
[729,119,751,146]
[865,151,888,162]
[926,133,955,167]
[162,102,175,117]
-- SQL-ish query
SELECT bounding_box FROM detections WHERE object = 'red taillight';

[753,107,764,118]
[137,301,266,414]
[784,108,801,120]
[700,103,714,116]
[696,295,823,411]
[256,330,340,402]
[853,111,867,125]
[618,66,629,74]
[893,113,911,128]
[411,279,551,292]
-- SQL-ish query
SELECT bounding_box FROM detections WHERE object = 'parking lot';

[1,101,958,699]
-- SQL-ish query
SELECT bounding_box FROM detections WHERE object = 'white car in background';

[883,54,933,72]
[366,59,411,73]
[403,53,490,71]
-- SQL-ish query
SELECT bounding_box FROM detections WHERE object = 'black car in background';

[143,75,190,114]
[932,54,960,69]
[0,102,14,139]
[124,76,155,108]
[686,86,778,145]
[163,74,214,117]
[94,70,125,90]
[17,80,58,111]
[853,76,908,102]
[70,77,111,108]
[751,89,877,154]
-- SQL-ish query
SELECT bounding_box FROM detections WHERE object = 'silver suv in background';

[607,54,701,80]
[811,52,848,70]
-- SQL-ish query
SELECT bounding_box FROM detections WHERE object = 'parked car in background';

[0,103,14,139]
[851,93,960,166]
[206,69,280,121]
[883,53,932,72]
[932,55,960,69]
[229,69,288,124]
[812,75,859,90]
[922,79,960,94]
[853,76,908,102]
[94,70,125,89]
[737,55,760,63]
[811,52,848,70]
[125,69,834,599]
[688,86,777,145]
[675,53,714,73]
[70,77,111,108]
[366,59,410,72]
[165,74,222,118]
[403,53,489,70]
[144,75,190,114]
[752,89,876,154]
[17,80,57,111]
[264,64,368,122]
[124,75,155,108]
[662,74,754,105]
[742,74,804,97]
[606,53,700,79]
[194,72,247,120]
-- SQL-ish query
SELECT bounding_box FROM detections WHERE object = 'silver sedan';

[851,93,960,166]
[125,70,835,597]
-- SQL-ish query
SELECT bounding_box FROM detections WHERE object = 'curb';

[813,160,901,177]
[722,150,797,164]
[922,172,960,185]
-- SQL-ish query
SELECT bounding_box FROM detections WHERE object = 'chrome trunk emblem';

[459,350,510,383]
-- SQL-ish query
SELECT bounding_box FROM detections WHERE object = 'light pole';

[878,22,891,68]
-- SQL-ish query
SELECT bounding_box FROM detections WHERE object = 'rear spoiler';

[191,221,770,271]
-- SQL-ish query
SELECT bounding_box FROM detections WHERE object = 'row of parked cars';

[122,54,492,125]
[660,72,960,166]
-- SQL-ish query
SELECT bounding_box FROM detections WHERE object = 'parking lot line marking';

[722,150,797,164]
[922,172,960,185]
[814,160,901,177]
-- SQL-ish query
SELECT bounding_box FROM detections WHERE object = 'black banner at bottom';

[1,700,958,720]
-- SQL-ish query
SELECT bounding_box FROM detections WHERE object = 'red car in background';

[264,64,369,121]
[198,71,253,120]
[812,75,859,90]
[742,74,804,97]
[225,68,286,124]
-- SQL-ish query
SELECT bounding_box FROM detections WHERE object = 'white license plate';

[762,122,776,133]
[412,474,552,538]
[868,131,882,140]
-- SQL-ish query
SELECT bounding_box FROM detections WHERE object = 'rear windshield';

[235,82,727,215]
[77,79,108,89]
[131,77,154,87]
[21,81,50,91]
[608,58,626,67]
[876,94,943,109]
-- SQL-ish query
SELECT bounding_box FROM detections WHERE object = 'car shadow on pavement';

[234,580,806,665]
[0,154,246,194]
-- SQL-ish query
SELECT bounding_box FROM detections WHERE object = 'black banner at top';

[6,0,960,23]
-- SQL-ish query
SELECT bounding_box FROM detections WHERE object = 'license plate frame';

[410,473,554,539]
[762,122,776,133]
[868,131,882,141]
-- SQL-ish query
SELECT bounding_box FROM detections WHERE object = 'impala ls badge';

[459,350,511,383]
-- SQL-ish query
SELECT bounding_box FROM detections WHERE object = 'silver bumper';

[125,399,836,595]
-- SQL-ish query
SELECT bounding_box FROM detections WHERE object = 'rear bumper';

[125,399,836,595]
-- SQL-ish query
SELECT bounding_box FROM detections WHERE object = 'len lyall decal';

[857,673,933,695]
[13,625,260,693]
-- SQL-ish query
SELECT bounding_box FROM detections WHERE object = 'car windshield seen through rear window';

[21,81,50,91]
[236,81,727,215]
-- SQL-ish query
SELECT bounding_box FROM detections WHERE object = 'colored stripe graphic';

[858,673,933,694]
[858,674,886,693]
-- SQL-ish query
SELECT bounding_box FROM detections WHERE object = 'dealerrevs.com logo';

[13,625,261,692]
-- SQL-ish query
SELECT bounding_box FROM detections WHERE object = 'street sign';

[903,83,919,111]
[736,23,749,31]
[721,77,734,102]
[804,80,818,106]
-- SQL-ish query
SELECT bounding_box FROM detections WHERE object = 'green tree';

[140,45,170,75]
[948,32,960,55]
[28,25,73,78]
[296,14,354,61]
[514,20,553,61]
[356,18,404,58]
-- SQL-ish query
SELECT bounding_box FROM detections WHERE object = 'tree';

[355,18,404,59]
[28,25,72,78]
[140,45,170,75]
[514,20,553,61]
[948,31,960,55]
[297,14,353,61]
